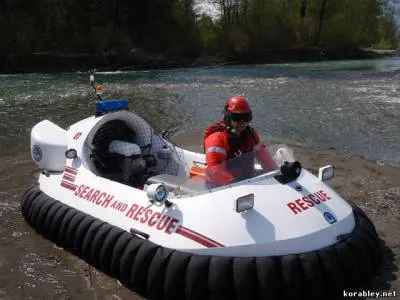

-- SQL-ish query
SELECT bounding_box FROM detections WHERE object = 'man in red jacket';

[202,96,277,188]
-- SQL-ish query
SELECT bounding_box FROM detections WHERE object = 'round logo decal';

[32,145,42,162]
[323,212,337,224]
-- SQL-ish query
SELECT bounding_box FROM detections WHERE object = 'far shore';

[1,47,399,74]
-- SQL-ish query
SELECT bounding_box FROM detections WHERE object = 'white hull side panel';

[38,164,354,257]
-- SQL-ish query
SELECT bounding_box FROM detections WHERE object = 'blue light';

[96,99,129,116]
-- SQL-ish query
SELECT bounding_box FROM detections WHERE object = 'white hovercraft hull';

[21,105,382,300]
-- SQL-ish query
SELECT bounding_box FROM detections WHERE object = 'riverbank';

[0,47,398,74]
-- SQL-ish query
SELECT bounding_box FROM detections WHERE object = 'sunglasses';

[230,112,253,123]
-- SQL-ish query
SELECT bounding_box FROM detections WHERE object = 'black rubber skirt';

[21,185,382,300]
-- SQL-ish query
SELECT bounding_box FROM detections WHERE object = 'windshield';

[172,144,296,196]
[205,150,270,186]
[205,143,295,186]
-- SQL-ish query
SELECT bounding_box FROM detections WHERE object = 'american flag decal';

[61,167,78,191]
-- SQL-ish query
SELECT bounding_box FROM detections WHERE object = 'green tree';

[0,0,397,61]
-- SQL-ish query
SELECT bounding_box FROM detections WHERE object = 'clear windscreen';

[205,150,270,185]
[206,144,295,184]
[171,144,296,195]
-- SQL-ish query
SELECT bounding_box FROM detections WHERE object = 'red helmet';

[224,96,253,123]
[226,96,251,113]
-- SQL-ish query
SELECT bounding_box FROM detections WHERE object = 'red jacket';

[202,121,276,185]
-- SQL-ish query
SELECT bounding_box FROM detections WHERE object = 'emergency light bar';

[96,99,129,116]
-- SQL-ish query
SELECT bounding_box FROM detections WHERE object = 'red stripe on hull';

[176,226,224,248]
[62,174,75,182]
[61,181,77,191]
[64,167,78,175]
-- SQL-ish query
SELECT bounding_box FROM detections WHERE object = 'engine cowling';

[30,120,67,171]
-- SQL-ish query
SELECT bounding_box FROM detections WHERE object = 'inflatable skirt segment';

[21,185,383,300]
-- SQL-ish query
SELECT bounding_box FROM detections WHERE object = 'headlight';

[147,183,168,205]
[318,165,334,181]
[234,194,254,213]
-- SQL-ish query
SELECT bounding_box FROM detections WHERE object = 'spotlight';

[234,194,254,213]
[318,165,334,181]
[147,183,168,205]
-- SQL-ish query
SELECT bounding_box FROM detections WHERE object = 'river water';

[1,57,400,165]
[0,58,399,298]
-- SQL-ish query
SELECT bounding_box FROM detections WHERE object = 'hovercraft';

[21,75,382,300]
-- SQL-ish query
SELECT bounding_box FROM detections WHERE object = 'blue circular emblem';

[323,212,337,224]
[32,145,42,162]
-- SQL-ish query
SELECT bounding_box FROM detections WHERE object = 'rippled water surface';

[0,57,399,298]
[1,58,399,165]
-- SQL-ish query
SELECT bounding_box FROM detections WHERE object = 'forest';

[0,0,398,71]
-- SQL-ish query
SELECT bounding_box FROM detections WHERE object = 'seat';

[108,140,147,186]
[91,120,137,174]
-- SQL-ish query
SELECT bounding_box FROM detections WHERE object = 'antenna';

[89,70,103,101]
